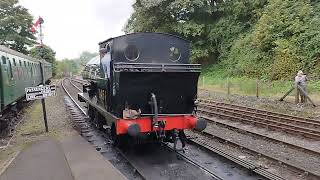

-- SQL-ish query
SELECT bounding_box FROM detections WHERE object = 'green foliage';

[76,51,98,66]
[126,0,320,80]
[30,45,56,63]
[227,0,320,80]
[0,0,36,54]
[30,45,57,76]
[55,51,98,77]
[55,59,78,77]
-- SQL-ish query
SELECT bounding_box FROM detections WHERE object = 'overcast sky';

[19,0,135,60]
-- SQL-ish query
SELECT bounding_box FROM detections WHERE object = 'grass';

[0,102,46,169]
[199,70,320,102]
[0,99,75,172]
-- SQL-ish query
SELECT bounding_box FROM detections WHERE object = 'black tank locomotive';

[79,32,206,147]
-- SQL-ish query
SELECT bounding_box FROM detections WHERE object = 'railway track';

[61,78,226,180]
[197,99,320,179]
[198,99,320,140]
[69,78,83,92]
[62,78,146,179]
[70,78,88,85]
[186,131,285,180]
[65,77,292,179]
[64,79,319,179]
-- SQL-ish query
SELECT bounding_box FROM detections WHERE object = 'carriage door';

[7,56,15,102]
[0,54,3,111]
[30,63,35,85]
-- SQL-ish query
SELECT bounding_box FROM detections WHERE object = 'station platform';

[0,136,127,180]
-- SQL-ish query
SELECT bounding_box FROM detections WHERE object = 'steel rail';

[186,131,285,180]
[198,106,320,140]
[62,78,224,180]
[70,78,88,84]
[198,130,320,179]
[61,78,86,115]
[164,144,224,180]
[199,99,320,125]
[68,78,83,92]
[199,101,320,128]
[62,78,148,179]
[200,114,320,157]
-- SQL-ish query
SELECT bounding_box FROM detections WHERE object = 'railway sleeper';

[198,107,320,135]
[199,99,320,124]
[199,110,320,140]
[199,103,320,128]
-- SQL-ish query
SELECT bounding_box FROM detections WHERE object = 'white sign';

[25,85,56,101]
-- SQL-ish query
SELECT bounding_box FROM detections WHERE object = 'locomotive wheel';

[111,123,127,148]
[87,104,94,119]
[93,111,104,130]
[111,123,119,146]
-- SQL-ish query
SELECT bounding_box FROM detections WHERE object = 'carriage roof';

[0,45,51,65]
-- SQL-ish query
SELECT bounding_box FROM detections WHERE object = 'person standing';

[295,70,308,103]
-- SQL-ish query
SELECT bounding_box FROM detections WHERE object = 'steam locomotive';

[78,32,206,148]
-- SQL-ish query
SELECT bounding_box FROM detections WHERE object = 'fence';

[198,76,320,104]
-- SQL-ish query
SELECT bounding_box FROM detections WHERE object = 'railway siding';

[196,98,320,179]
[200,114,320,155]
[202,123,320,176]
[200,99,320,124]
[198,105,320,140]
[186,131,284,180]
[63,78,219,180]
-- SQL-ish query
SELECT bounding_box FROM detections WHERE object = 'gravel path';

[44,79,78,138]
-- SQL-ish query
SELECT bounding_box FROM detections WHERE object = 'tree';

[77,51,98,65]
[124,0,267,62]
[125,0,320,80]
[226,0,320,80]
[30,45,57,76]
[0,0,36,54]
[55,51,98,78]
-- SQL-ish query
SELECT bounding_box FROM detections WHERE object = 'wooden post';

[256,78,259,98]
[202,76,205,89]
[279,86,295,101]
[227,78,230,96]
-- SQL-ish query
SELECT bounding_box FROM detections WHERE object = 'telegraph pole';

[39,18,48,132]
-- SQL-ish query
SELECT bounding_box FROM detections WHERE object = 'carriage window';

[169,47,181,62]
[24,61,26,67]
[9,60,13,78]
[1,56,6,64]
[19,60,22,66]
[13,58,16,66]
[124,45,139,61]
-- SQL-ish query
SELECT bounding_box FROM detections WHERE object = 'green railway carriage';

[0,45,52,113]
